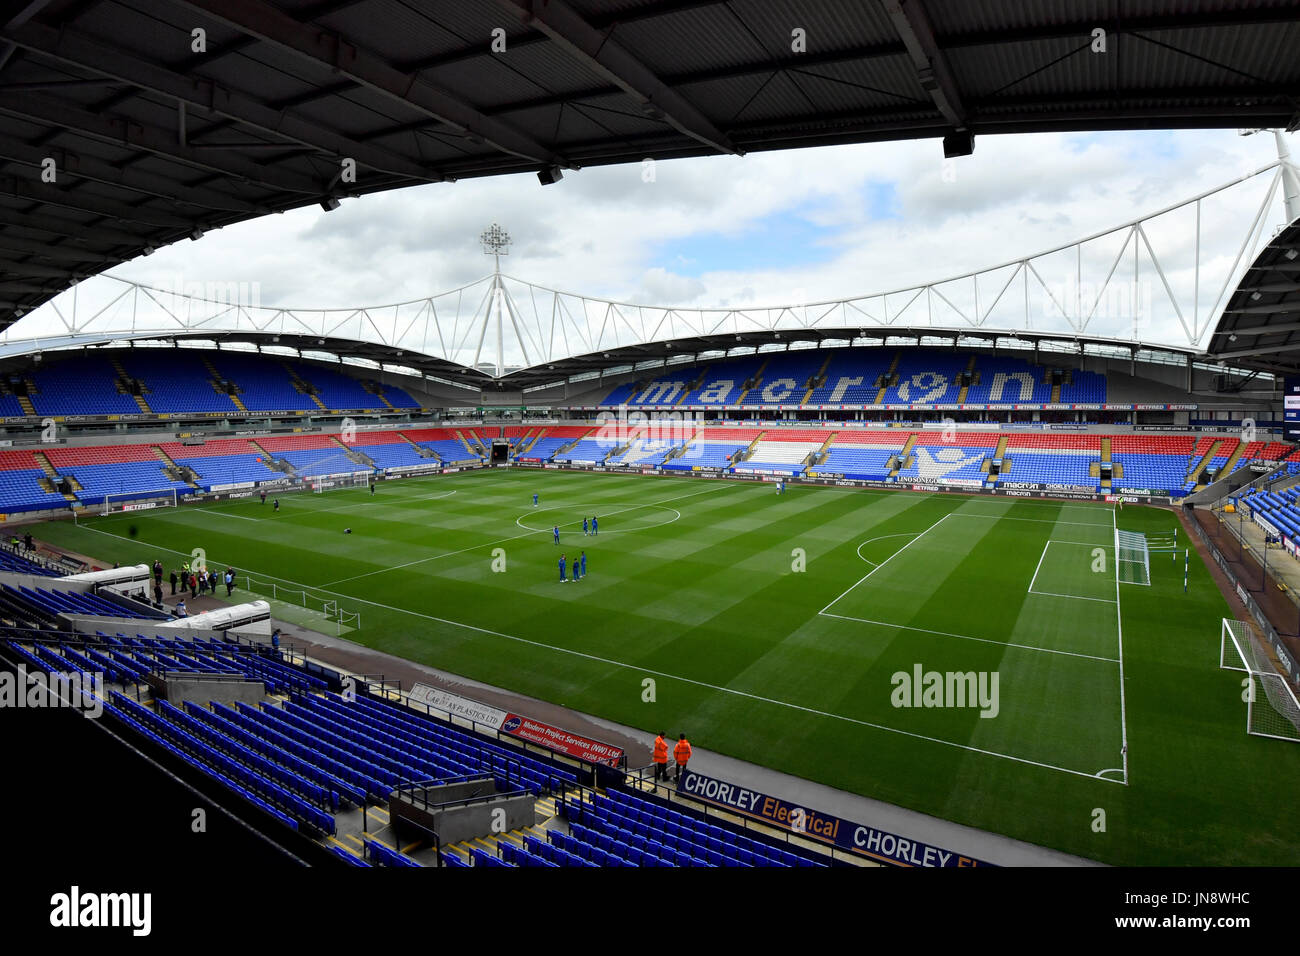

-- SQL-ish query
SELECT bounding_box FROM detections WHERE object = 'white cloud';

[10,128,1296,362]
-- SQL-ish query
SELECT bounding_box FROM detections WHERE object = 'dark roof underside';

[2,0,1299,325]
[1207,219,1300,376]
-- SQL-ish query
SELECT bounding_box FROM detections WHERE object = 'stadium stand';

[602,350,1112,408]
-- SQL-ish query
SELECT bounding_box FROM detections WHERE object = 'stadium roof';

[2,0,1299,324]
[0,323,1208,393]
[1205,218,1300,376]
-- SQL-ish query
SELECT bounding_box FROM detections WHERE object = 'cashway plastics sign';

[677,769,994,867]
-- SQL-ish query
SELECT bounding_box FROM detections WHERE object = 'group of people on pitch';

[558,551,587,582]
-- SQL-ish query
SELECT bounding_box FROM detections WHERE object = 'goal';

[76,489,178,520]
[1220,618,1300,742]
[310,471,373,494]
[1114,529,1151,586]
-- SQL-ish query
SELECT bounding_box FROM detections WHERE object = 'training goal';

[1114,529,1151,586]
[1220,618,1300,742]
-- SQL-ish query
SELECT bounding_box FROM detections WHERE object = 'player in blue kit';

[533,493,539,507]
[553,525,560,544]
[583,517,589,536]
[580,551,587,579]
[591,516,598,536]
[559,554,566,582]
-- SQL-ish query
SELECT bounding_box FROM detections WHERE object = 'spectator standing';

[169,569,178,596]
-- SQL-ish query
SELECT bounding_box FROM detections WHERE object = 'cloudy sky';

[11,126,1298,364]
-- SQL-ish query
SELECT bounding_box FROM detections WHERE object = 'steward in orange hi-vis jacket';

[673,734,692,781]
[652,733,669,782]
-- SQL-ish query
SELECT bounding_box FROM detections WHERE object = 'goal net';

[310,471,372,494]
[78,489,178,519]
[1220,618,1300,742]
[1114,529,1150,586]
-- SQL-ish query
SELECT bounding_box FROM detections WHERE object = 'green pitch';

[31,469,1300,865]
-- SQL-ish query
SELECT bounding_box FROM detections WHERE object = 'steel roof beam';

[1,20,448,184]
[174,0,568,168]
[494,0,738,156]
[0,139,262,213]
[0,174,194,228]
[0,92,326,194]
[882,0,967,132]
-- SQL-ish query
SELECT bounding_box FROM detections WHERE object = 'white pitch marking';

[67,495,1122,785]
[819,514,949,616]
[321,481,730,586]
[818,612,1121,663]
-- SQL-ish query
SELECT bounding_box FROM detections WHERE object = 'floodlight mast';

[1240,129,1300,223]
[480,223,512,377]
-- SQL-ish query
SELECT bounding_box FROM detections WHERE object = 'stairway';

[453,429,477,456]
[16,389,35,416]
[1218,441,1248,482]
[813,431,838,466]
[34,453,80,500]
[517,430,542,455]
[800,354,834,406]
[249,440,294,474]
[1187,440,1223,489]
[152,445,200,488]
[331,435,375,467]
[110,358,153,413]
[735,430,766,463]
[1098,437,1112,492]
[956,355,978,404]
[734,360,770,406]
[888,432,918,478]
[284,363,328,410]
[203,359,248,413]
[362,381,396,410]
[873,351,902,405]
[674,365,709,407]
[396,432,438,458]
[554,428,595,457]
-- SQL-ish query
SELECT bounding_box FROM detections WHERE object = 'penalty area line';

[66,516,1120,785]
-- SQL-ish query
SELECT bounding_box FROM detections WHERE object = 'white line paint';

[818,612,1121,663]
[1028,590,1117,605]
[1113,510,1130,785]
[819,514,950,616]
[322,481,732,587]
[1027,541,1051,594]
[63,476,1126,786]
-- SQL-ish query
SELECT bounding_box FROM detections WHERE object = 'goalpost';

[1114,529,1151,586]
[74,489,179,521]
[308,471,373,494]
[1220,618,1300,742]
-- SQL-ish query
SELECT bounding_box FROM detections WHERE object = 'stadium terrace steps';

[889,432,919,477]
[733,359,768,406]
[453,430,477,456]
[284,363,329,411]
[873,350,903,404]
[956,354,978,404]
